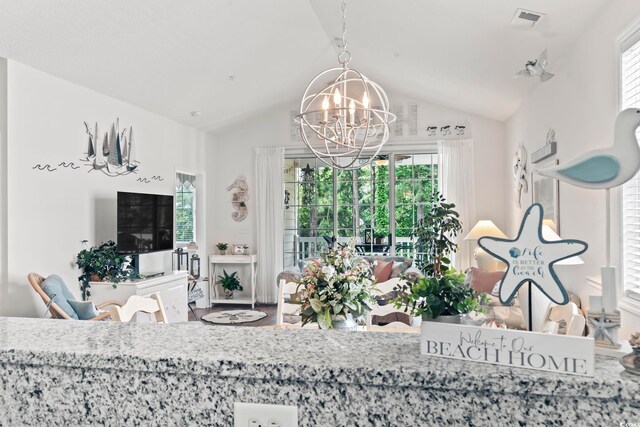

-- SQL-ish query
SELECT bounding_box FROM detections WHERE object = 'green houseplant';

[394,193,486,322]
[217,270,242,299]
[413,192,463,275]
[216,242,229,255]
[393,270,487,322]
[76,240,138,300]
[297,243,377,330]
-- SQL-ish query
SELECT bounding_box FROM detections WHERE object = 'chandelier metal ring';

[296,0,395,170]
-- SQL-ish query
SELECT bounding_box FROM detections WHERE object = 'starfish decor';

[478,203,588,305]
[588,309,620,347]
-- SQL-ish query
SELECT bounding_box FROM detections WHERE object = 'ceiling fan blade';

[538,49,549,68]
[540,72,555,82]
[514,69,532,79]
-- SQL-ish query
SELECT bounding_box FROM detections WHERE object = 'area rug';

[201,310,267,325]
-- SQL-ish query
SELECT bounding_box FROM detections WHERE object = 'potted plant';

[394,193,486,323]
[216,242,228,255]
[297,243,377,330]
[393,270,487,323]
[217,269,242,299]
[76,240,138,300]
[413,192,462,275]
[373,232,386,245]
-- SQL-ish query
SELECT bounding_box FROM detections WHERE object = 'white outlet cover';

[234,402,298,427]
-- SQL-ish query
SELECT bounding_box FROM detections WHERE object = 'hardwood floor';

[188,303,277,327]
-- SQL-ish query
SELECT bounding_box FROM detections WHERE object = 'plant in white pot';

[393,270,487,323]
[217,270,242,299]
[216,243,228,255]
[297,243,376,330]
[394,193,486,323]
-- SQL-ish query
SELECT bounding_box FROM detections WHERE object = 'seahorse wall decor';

[513,145,528,208]
[226,175,249,222]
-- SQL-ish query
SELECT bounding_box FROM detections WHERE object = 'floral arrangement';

[298,243,377,329]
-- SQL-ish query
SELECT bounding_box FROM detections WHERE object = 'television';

[117,191,174,255]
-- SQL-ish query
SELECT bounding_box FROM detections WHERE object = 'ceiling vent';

[510,8,546,28]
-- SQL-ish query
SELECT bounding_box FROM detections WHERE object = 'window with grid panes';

[176,173,196,243]
[622,28,640,292]
[282,154,437,266]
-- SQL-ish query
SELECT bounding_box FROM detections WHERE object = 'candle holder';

[172,248,189,271]
[190,254,201,279]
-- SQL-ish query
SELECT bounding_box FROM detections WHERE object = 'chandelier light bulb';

[362,92,369,108]
[333,88,342,108]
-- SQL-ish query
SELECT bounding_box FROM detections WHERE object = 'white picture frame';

[532,159,560,234]
[233,244,249,255]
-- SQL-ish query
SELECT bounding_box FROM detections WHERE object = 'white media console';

[88,271,189,323]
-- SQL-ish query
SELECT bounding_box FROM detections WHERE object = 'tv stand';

[89,271,188,323]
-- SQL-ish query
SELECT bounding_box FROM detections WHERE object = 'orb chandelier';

[296,1,396,170]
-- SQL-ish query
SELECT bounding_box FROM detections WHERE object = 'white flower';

[322,265,336,279]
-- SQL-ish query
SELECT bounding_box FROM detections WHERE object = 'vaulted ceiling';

[0,0,608,131]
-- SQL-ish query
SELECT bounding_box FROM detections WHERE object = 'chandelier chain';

[338,0,351,66]
[341,0,348,52]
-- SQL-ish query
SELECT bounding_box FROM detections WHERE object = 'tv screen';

[117,191,174,255]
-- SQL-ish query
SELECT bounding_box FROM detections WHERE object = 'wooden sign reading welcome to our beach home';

[421,322,594,377]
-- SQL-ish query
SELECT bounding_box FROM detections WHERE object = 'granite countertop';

[0,317,637,401]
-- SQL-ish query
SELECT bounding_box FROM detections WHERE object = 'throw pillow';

[67,300,99,320]
[373,260,394,282]
[390,260,411,278]
[468,267,505,294]
[41,274,79,320]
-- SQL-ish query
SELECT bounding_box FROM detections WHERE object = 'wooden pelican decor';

[537,108,640,332]
[539,108,640,189]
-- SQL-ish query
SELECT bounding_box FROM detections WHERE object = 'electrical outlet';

[234,402,298,427]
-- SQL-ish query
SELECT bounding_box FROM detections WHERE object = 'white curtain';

[255,147,285,303]
[438,139,476,271]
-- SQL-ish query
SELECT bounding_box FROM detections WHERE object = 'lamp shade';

[464,220,507,240]
[542,225,584,265]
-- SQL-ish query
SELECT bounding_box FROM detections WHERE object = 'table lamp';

[464,220,508,271]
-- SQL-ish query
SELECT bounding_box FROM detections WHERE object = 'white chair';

[276,280,304,326]
[109,294,168,324]
[367,277,417,329]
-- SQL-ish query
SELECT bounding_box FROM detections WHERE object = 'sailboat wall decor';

[83,118,141,176]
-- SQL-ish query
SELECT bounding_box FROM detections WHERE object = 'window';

[283,154,437,266]
[621,28,640,293]
[176,172,196,243]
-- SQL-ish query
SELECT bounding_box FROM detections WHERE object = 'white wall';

[205,95,507,266]
[505,0,640,336]
[0,58,8,310]
[0,60,208,317]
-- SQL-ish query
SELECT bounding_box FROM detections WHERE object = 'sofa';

[277,255,424,286]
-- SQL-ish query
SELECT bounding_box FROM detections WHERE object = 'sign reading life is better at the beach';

[421,322,594,377]
[478,203,588,305]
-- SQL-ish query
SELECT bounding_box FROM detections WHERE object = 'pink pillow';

[469,267,505,293]
[373,260,394,282]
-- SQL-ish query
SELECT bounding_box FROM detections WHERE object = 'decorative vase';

[331,314,357,331]
[220,250,226,256]
[423,313,461,324]
[224,289,234,299]
[620,347,640,376]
